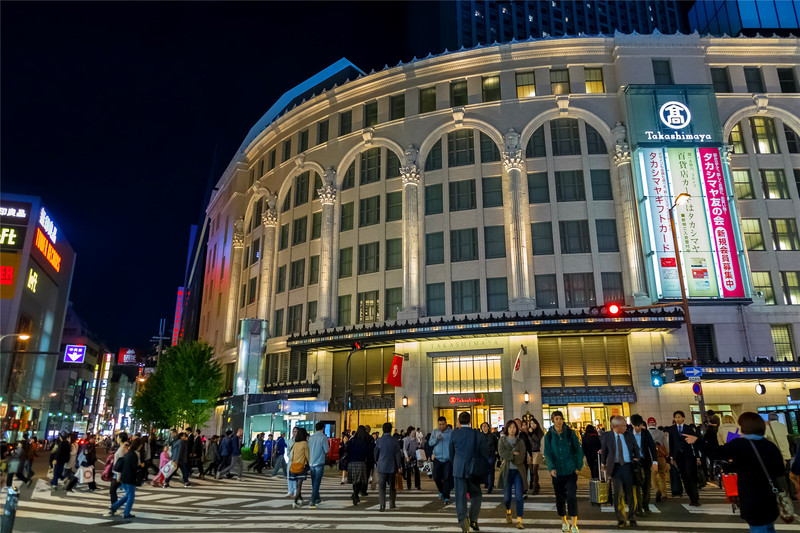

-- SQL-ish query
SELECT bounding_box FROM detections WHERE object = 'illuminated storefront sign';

[39,208,58,243]
[171,287,184,346]
[26,268,38,293]
[626,85,747,301]
[0,227,26,251]
[448,396,486,404]
[34,227,62,272]
[118,347,143,365]
[64,345,87,363]
[0,253,21,299]
[0,202,31,223]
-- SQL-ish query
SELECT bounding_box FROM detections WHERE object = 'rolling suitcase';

[590,451,610,506]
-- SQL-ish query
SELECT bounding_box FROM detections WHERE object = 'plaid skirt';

[347,460,367,486]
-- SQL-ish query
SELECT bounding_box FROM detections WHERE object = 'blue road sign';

[684,367,703,378]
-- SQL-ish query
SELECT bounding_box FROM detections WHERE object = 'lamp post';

[667,192,707,424]
[0,333,30,344]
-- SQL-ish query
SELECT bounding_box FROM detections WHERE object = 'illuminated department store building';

[200,32,800,436]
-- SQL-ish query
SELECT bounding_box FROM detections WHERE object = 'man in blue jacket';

[215,429,233,479]
[449,411,491,533]
[217,428,243,480]
[271,432,288,477]
[429,416,454,504]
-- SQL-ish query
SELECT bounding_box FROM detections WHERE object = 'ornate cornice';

[502,150,524,171]
[401,165,421,186]
[262,209,279,228]
[232,231,245,249]
[614,143,631,166]
[318,184,337,205]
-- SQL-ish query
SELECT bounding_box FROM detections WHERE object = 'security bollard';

[1,486,19,533]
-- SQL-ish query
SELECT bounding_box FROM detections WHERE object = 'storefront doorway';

[542,403,628,433]
[438,405,504,429]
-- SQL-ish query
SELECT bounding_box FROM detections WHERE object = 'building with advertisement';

[47,302,111,438]
[200,32,800,438]
[0,194,76,439]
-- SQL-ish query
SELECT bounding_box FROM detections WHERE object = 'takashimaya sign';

[627,85,746,300]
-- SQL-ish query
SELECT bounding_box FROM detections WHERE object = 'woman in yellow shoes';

[498,420,528,529]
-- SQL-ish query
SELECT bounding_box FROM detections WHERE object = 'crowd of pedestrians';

[0,405,795,531]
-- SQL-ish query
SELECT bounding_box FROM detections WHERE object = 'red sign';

[698,148,745,297]
[118,347,143,365]
[171,287,184,346]
[0,265,13,285]
[692,382,702,395]
[449,396,485,405]
[33,227,61,272]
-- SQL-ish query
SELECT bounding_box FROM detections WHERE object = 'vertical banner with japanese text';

[666,147,719,298]
[698,148,745,297]
[640,148,680,297]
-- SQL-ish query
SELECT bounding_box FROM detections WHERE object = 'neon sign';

[39,208,58,243]
[0,227,25,251]
[34,227,61,272]
[64,345,87,363]
[0,265,14,285]
[26,269,38,293]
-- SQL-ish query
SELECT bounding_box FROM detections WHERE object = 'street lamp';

[667,192,707,424]
[0,333,30,343]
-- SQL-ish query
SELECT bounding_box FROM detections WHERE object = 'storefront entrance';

[438,405,504,429]
[542,403,628,433]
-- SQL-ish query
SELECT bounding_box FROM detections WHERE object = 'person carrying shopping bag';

[499,420,527,529]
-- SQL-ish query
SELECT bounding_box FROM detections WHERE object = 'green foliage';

[132,341,224,431]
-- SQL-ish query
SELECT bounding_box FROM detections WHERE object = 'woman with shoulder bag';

[289,428,310,508]
[528,418,545,495]
[402,425,421,490]
[499,420,528,529]
[687,412,791,533]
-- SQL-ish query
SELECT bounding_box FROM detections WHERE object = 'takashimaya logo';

[659,101,692,130]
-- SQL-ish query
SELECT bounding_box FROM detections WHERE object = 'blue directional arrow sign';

[684,367,703,378]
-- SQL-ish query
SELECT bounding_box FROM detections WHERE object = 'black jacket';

[192,436,203,458]
[56,438,71,463]
[120,450,140,485]
[715,438,785,526]
[667,424,699,459]
[581,433,602,464]
[629,428,657,464]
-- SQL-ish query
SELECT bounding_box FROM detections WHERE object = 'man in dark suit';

[629,414,658,515]
[374,422,403,512]
[601,415,641,528]
[449,411,490,533]
[667,410,701,506]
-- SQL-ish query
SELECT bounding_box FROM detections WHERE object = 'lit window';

[585,68,604,93]
[781,271,800,305]
[770,324,796,361]
[482,76,501,102]
[729,123,746,154]
[760,169,790,199]
[356,290,379,324]
[732,170,754,199]
[550,69,570,95]
[751,271,775,305]
[741,219,765,250]
[771,218,800,251]
[749,117,780,154]
[516,72,536,98]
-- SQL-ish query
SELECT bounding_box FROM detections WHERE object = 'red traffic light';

[351,341,367,351]
[607,303,621,315]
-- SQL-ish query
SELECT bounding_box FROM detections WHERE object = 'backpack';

[101,453,115,482]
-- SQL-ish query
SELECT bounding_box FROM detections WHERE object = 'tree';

[132,341,224,431]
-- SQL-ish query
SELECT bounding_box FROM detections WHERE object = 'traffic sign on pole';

[191,399,208,404]
[692,382,702,395]
[684,367,703,379]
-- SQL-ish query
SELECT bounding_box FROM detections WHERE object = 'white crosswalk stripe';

[2,472,790,532]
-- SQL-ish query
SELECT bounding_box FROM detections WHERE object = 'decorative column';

[612,122,648,304]
[502,129,536,312]
[224,217,245,345]
[257,194,278,322]
[310,169,337,330]
[398,147,422,320]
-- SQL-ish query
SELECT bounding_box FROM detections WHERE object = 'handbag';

[289,462,308,475]
[160,460,177,478]
[467,430,490,482]
[394,472,404,490]
[531,451,544,465]
[748,439,795,523]
[77,465,94,484]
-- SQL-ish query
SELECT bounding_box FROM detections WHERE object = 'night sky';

[1,1,431,350]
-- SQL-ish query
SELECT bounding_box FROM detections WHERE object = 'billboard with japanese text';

[627,85,748,301]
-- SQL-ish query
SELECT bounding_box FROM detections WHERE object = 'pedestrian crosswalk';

[3,472,795,532]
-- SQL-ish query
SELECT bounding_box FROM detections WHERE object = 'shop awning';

[287,308,684,350]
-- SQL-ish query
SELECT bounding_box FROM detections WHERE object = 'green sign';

[191,399,208,404]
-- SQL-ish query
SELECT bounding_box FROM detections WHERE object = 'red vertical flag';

[386,353,404,387]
